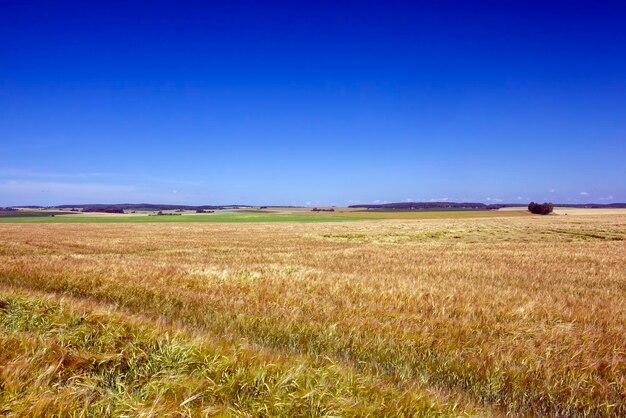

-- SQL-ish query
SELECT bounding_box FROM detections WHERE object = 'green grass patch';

[320,233,369,240]
[0,210,77,218]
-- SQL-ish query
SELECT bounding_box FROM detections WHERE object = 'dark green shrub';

[528,202,554,215]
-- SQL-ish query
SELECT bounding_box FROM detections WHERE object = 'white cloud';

[486,197,503,202]
[549,189,556,193]
[516,196,523,200]
[580,191,589,196]
[599,195,614,201]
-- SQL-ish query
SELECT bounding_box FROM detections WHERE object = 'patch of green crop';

[320,233,369,240]
[0,210,77,218]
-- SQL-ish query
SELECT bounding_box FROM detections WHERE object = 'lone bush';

[528,202,554,215]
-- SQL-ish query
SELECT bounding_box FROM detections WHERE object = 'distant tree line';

[311,208,335,212]
[54,204,242,211]
[150,211,182,216]
[349,202,495,210]
[83,207,124,214]
[350,201,626,210]
[528,202,554,215]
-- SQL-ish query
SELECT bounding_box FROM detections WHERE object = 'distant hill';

[51,203,251,211]
[553,203,626,208]
[349,202,497,210]
[349,202,626,210]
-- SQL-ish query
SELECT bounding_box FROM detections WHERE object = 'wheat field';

[0,214,625,416]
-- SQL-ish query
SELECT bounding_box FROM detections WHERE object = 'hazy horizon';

[5,198,626,208]
[2,1,625,206]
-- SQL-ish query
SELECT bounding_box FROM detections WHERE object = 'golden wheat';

[1,214,625,416]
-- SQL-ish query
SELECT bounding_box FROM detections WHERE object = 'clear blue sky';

[1,0,625,206]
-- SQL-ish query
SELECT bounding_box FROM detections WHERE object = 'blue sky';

[1,0,625,206]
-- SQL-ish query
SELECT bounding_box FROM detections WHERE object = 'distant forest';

[349,202,626,210]
[52,204,248,211]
